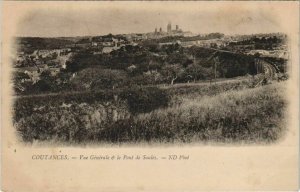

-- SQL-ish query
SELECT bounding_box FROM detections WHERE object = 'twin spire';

[155,22,180,33]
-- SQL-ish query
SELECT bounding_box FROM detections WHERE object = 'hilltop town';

[13,22,289,144]
[13,22,288,93]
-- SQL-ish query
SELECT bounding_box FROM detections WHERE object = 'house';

[59,48,72,56]
[102,47,115,53]
[101,37,117,47]
[159,40,181,47]
[91,42,98,47]
[102,44,124,54]
[74,43,91,48]
[17,67,40,83]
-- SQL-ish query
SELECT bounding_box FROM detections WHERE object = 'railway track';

[202,47,278,86]
[253,59,277,87]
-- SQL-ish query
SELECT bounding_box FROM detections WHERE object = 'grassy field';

[132,82,286,144]
[14,78,287,145]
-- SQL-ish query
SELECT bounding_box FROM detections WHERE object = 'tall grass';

[67,81,285,144]
[165,77,255,106]
[109,82,286,144]
[14,79,287,144]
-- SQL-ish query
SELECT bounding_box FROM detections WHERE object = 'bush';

[130,82,286,143]
[122,86,169,114]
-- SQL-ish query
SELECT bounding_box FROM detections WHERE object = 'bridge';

[202,47,278,83]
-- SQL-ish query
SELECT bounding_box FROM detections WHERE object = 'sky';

[16,1,288,37]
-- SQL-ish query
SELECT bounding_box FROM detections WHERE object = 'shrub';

[122,86,169,114]
[13,80,286,144]
[131,82,286,143]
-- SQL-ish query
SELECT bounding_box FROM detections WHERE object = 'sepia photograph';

[1,1,299,191]
[11,2,290,145]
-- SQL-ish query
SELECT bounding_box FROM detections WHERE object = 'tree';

[40,70,54,81]
[14,71,30,84]
[13,72,31,93]
[70,67,128,90]
[166,52,190,66]
[55,71,73,90]
[148,60,163,71]
[91,69,128,90]
[183,64,214,82]
[142,70,163,85]
[122,86,169,114]
[145,42,160,53]
[161,64,183,85]
[30,70,58,93]
[66,53,104,72]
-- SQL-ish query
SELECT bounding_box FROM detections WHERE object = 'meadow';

[13,78,287,145]
[133,82,286,144]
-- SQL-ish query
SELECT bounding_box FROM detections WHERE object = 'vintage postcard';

[1,1,299,191]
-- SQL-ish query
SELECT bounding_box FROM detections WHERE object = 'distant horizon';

[14,31,286,39]
[15,2,287,38]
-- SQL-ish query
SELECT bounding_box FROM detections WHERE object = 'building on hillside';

[102,44,125,54]
[147,22,190,39]
[159,40,181,47]
[102,47,115,53]
[91,42,98,47]
[74,42,91,48]
[17,67,40,83]
[180,39,227,48]
[167,22,172,33]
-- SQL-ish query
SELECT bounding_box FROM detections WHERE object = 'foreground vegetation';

[133,82,286,143]
[14,79,287,144]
